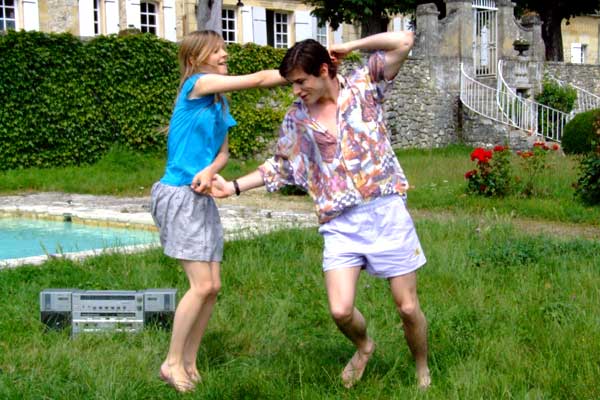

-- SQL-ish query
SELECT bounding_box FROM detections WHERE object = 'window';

[0,0,16,31]
[266,10,289,48]
[93,0,101,35]
[140,2,157,34]
[316,20,327,46]
[571,43,587,64]
[221,8,236,43]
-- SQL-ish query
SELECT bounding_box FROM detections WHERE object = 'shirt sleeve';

[367,51,393,103]
[258,114,301,192]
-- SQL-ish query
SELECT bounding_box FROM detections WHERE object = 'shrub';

[0,32,294,169]
[465,145,512,197]
[562,109,600,155]
[535,79,577,114]
[574,118,600,205]
[516,141,560,197]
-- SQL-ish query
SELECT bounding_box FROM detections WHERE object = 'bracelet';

[232,179,241,196]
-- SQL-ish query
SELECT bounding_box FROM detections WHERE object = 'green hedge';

[0,31,291,170]
[562,109,600,155]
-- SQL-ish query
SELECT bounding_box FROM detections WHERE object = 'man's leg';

[389,271,430,389]
[324,266,376,388]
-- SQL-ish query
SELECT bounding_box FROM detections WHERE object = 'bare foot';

[417,366,431,390]
[159,362,195,393]
[185,366,202,384]
[341,340,376,388]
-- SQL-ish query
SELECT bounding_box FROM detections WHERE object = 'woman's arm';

[191,136,230,194]
[329,31,414,80]
[191,70,287,98]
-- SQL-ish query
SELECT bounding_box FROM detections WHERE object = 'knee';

[190,280,220,300]
[329,304,354,325]
[396,300,420,322]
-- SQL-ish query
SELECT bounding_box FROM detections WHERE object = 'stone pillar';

[444,0,474,63]
[496,0,516,60]
[521,14,545,62]
[415,3,440,58]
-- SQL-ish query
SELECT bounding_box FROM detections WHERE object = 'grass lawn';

[1,145,598,225]
[0,223,599,399]
[1,145,599,398]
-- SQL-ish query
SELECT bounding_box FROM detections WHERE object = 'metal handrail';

[497,60,570,142]
[547,75,600,115]
[460,61,570,142]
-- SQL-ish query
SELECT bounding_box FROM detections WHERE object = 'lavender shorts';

[318,195,426,278]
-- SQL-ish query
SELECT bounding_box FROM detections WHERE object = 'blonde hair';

[177,30,226,104]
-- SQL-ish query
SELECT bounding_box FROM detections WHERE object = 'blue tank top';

[160,73,236,186]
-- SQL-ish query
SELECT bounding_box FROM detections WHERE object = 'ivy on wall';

[0,31,292,170]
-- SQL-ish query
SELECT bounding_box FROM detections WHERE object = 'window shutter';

[333,25,342,44]
[163,0,176,41]
[571,43,582,64]
[294,10,312,42]
[241,5,253,43]
[79,0,95,36]
[104,0,119,34]
[252,6,267,45]
[22,0,40,31]
[126,0,141,30]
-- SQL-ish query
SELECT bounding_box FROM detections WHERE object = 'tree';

[515,0,600,61]
[197,0,222,33]
[303,0,445,38]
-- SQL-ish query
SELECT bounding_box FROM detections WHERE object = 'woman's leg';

[161,260,220,391]
[182,261,221,381]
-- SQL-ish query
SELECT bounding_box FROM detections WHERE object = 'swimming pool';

[0,217,159,262]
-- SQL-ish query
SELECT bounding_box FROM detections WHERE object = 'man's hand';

[209,174,235,198]
[328,43,352,65]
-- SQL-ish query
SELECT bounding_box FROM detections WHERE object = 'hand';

[190,168,214,194]
[209,174,234,198]
[328,43,352,65]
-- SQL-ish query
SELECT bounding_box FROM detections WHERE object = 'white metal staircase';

[460,60,583,143]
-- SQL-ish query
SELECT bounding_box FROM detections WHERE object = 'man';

[211,31,430,389]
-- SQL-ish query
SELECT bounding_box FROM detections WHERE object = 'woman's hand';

[190,168,214,194]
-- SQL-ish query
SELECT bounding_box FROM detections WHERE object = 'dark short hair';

[279,39,337,79]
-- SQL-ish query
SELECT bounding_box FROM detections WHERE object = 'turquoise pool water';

[0,217,159,261]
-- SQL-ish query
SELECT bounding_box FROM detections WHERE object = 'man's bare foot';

[341,340,376,388]
[159,362,195,393]
[417,366,431,390]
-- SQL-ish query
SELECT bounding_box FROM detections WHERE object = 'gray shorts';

[150,181,224,262]
[318,195,426,279]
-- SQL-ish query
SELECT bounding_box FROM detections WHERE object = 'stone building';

[0,0,411,44]
[561,13,600,65]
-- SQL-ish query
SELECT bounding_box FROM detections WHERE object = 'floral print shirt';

[258,51,409,224]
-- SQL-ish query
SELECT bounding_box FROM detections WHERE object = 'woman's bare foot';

[341,339,376,388]
[185,365,202,384]
[159,362,195,393]
[417,366,431,390]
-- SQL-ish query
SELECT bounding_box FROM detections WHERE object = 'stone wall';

[544,62,600,96]
[385,57,459,148]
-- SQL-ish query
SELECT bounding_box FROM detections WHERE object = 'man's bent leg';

[324,267,375,388]
[389,271,430,389]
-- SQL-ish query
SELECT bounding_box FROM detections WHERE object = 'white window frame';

[93,0,102,35]
[316,19,327,46]
[274,11,288,48]
[0,0,17,31]
[222,8,236,43]
[140,1,158,34]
